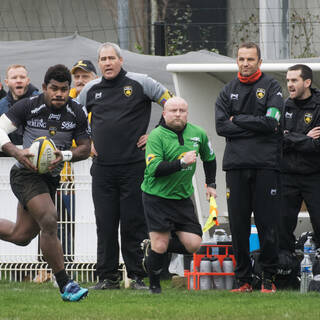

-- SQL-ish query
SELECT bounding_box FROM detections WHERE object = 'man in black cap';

[70,60,97,98]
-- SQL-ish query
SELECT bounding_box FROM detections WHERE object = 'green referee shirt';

[141,123,216,200]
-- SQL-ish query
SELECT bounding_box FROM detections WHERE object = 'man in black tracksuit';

[215,42,284,293]
[280,64,320,253]
[77,42,173,290]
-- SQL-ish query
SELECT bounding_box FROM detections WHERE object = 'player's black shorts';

[10,165,60,208]
[142,192,202,237]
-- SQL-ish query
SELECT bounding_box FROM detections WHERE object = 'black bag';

[250,249,301,290]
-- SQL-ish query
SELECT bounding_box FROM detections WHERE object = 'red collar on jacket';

[238,69,262,84]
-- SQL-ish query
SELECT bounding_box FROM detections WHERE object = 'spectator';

[215,42,284,293]
[0,79,6,99]
[70,60,97,98]
[280,64,320,253]
[0,64,39,145]
[141,96,217,293]
[77,42,173,290]
[0,64,91,301]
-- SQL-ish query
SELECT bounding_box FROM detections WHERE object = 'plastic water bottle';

[304,236,316,263]
[211,232,219,255]
[222,256,234,290]
[300,254,313,293]
[200,257,212,290]
[211,257,225,289]
[189,260,194,290]
[304,236,313,254]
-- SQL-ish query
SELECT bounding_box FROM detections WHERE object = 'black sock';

[55,269,70,293]
[167,237,189,254]
[148,250,166,288]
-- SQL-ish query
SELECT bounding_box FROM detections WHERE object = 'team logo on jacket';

[146,154,156,166]
[124,86,133,97]
[256,88,265,99]
[226,187,230,199]
[49,126,57,136]
[304,113,313,124]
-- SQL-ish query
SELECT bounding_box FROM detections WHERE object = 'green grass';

[1,280,320,320]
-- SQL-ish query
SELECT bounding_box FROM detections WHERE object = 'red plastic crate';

[184,244,236,290]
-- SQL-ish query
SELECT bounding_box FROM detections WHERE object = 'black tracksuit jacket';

[215,73,284,170]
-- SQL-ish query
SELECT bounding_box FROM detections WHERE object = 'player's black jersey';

[6,93,90,151]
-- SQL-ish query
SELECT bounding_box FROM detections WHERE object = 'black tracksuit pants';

[226,169,280,283]
[91,161,148,279]
[280,172,320,252]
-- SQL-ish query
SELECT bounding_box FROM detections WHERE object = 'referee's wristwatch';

[207,182,216,189]
[180,158,188,169]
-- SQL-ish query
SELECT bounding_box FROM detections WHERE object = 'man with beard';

[141,96,217,293]
[0,64,39,145]
[280,64,320,254]
[0,64,91,301]
[69,60,97,99]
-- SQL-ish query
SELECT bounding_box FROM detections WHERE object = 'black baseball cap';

[71,60,97,75]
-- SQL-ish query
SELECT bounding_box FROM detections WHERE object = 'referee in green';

[141,96,217,293]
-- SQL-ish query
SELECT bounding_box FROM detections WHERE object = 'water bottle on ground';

[222,256,234,290]
[304,236,316,263]
[200,257,212,290]
[189,259,194,290]
[211,257,225,289]
[300,254,313,293]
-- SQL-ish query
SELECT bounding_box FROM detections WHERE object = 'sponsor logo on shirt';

[230,93,238,100]
[66,105,76,117]
[190,137,200,147]
[270,188,277,196]
[285,112,293,119]
[48,113,61,121]
[31,104,46,114]
[61,121,76,130]
[95,92,102,99]
[124,86,133,97]
[256,88,265,99]
[27,118,46,128]
[304,112,313,124]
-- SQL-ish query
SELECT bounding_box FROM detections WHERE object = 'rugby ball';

[29,136,57,174]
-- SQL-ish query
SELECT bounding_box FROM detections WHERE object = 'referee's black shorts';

[10,165,60,208]
[142,192,202,237]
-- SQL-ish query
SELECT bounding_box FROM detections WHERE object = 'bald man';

[141,96,217,293]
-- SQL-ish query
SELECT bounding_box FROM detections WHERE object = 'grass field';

[1,280,320,320]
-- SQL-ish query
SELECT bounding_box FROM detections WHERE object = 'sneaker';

[89,278,120,290]
[141,239,151,273]
[261,279,276,293]
[230,283,253,292]
[61,281,88,302]
[130,276,148,290]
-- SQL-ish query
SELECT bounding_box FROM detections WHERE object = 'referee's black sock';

[148,249,166,289]
[55,269,70,293]
[167,237,189,254]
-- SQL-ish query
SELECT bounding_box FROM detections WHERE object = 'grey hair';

[98,42,122,60]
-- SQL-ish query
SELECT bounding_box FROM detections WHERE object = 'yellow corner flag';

[203,196,219,232]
